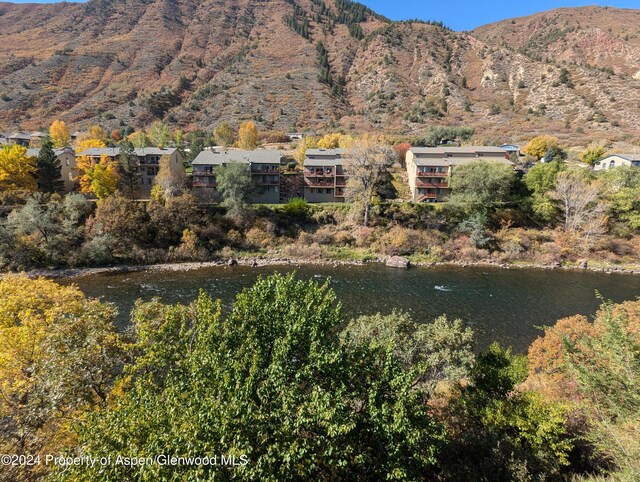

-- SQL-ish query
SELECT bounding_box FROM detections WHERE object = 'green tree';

[599,166,640,233]
[416,126,474,147]
[57,273,445,481]
[148,121,170,148]
[341,310,474,394]
[188,131,205,163]
[214,161,258,219]
[4,193,92,268]
[213,122,235,147]
[448,161,516,216]
[117,139,141,197]
[36,137,64,193]
[523,160,566,223]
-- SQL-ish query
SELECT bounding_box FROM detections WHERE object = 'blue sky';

[360,1,638,30]
[6,0,639,31]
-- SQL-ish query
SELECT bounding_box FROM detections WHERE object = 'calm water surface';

[64,264,640,352]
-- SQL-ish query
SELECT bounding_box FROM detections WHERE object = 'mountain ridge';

[0,1,639,145]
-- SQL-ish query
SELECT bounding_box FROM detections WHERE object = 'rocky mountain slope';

[0,0,639,144]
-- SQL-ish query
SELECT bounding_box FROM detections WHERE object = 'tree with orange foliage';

[394,142,411,167]
[526,314,595,401]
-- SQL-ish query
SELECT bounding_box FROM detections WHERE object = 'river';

[63,264,640,352]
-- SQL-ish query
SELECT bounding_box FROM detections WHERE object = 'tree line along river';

[62,264,640,352]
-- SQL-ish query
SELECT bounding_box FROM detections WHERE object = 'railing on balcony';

[335,180,347,187]
[305,180,335,187]
[416,181,449,188]
[417,170,449,177]
[418,193,438,201]
[258,179,280,186]
[251,167,280,174]
[304,170,335,177]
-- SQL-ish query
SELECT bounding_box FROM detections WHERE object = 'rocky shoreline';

[11,253,640,280]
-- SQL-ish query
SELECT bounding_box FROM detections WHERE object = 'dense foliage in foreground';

[0,273,638,481]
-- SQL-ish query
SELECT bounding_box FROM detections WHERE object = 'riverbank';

[17,251,640,280]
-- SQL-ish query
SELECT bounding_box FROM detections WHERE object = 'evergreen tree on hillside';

[36,137,64,194]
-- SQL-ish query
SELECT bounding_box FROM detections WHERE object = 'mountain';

[0,0,639,144]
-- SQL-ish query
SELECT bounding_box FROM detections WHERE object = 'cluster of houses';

[2,130,638,202]
[0,130,80,147]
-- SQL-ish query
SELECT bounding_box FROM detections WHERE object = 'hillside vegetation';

[0,1,640,145]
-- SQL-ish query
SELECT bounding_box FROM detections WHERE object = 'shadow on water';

[62,264,640,353]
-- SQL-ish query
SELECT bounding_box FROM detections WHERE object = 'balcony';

[418,193,438,201]
[417,170,448,177]
[305,180,335,187]
[251,167,280,174]
[335,189,346,197]
[258,179,280,186]
[304,170,335,177]
[416,181,448,188]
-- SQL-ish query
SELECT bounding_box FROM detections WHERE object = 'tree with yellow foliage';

[88,124,107,142]
[294,136,318,163]
[522,135,560,160]
[238,121,259,149]
[49,119,71,148]
[0,144,37,192]
[76,154,119,199]
[316,132,342,149]
[0,274,125,481]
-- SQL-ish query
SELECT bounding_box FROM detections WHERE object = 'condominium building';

[76,147,184,197]
[303,148,348,203]
[26,146,77,192]
[191,149,282,204]
[406,146,513,202]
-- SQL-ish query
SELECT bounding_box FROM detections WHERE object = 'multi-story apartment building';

[406,146,513,202]
[192,149,282,204]
[76,147,184,197]
[27,146,77,192]
[303,148,348,203]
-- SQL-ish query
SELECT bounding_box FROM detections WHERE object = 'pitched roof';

[26,147,75,157]
[599,153,640,162]
[305,148,347,157]
[192,149,282,165]
[77,147,178,157]
[409,146,512,166]
[9,131,32,140]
